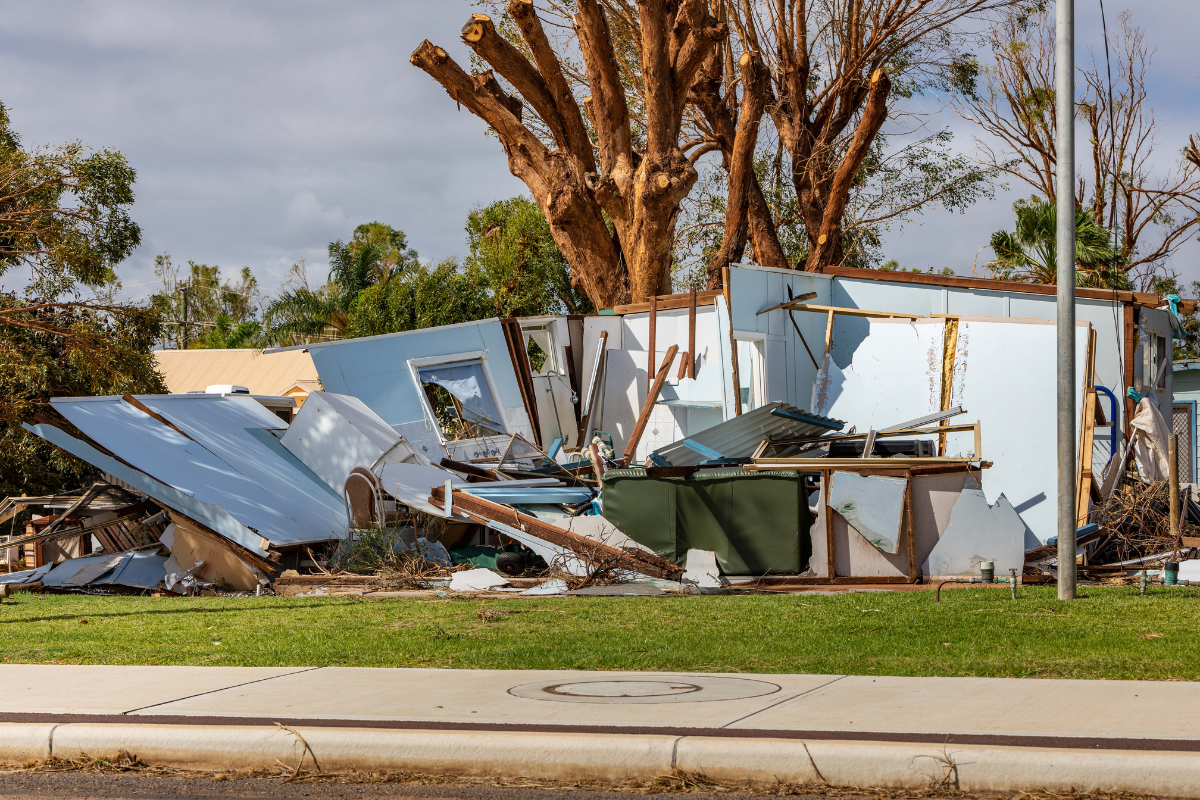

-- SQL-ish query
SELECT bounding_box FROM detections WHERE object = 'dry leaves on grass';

[0,757,1175,800]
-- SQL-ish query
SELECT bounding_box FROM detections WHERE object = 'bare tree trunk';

[706,52,769,287]
[414,1,726,305]
[805,69,891,271]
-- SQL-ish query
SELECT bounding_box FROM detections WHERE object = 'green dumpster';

[601,468,811,575]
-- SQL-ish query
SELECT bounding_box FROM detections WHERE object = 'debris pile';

[2,264,1189,593]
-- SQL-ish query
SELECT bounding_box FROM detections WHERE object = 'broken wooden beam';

[429,486,682,580]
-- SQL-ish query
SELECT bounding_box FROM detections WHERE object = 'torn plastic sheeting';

[1130,397,1171,481]
[24,422,270,557]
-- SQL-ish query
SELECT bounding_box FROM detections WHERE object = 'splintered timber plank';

[1076,387,1098,528]
[428,486,682,580]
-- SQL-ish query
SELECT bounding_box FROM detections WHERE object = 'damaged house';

[6,262,1189,593]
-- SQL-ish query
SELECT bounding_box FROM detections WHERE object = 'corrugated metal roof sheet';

[153,349,320,396]
[651,402,843,467]
[43,394,347,547]
[25,421,271,555]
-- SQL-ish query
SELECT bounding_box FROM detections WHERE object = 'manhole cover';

[509,676,780,704]
[546,680,702,698]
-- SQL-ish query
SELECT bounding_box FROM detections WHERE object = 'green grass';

[1,586,1196,679]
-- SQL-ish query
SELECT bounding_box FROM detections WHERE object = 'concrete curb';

[11,723,1200,797]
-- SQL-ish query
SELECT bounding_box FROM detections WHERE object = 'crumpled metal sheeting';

[650,402,843,466]
[0,564,53,585]
[95,550,170,590]
[47,395,347,547]
[25,422,270,557]
[41,553,128,588]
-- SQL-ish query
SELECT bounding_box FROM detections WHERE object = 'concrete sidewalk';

[0,666,1197,795]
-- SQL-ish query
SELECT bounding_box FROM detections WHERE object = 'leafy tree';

[195,316,263,349]
[263,239,392,346]
[0,299,165,496]
[0,103,141,298]
[465,196,593,317]
[149,253,261,349]
[0,101,165,496]
[951,7,1200,287]
[985,199,1125,288]
[340,222,420,277]
[345,258,493,338]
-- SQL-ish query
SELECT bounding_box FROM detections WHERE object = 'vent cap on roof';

[206,384,250,395]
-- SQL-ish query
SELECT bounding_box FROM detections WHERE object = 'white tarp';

[1129,397,1171,481]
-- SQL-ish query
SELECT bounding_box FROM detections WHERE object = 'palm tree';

[263,242,388,346]
[985,200,1126,289]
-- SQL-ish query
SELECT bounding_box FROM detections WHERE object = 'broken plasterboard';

[682,549,725,592]
[167,511,266,592]
[449,568,510,592]
[921,487,1024,576]
[829,472,906,554]
[813,318,945,424]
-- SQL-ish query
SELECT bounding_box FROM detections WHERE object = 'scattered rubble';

[1,265,1192,594]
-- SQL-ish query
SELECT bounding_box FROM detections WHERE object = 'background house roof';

[152,349,321,396]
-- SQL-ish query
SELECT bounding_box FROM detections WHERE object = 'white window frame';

[407,350,509,445]
[733,332,768,414]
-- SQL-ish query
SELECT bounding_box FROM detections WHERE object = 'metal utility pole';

[1056,0,1077,600]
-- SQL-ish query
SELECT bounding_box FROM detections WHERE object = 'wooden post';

[904,471,918,582]
[723,266,742,416]
[647,294,657,400]
[687,289,696,378]
[823,309,835,358]
[824,470,836,579]
[1171,433,1180,550]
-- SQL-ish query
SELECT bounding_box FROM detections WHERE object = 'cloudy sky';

[1,0,1197,304]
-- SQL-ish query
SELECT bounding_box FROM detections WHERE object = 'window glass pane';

[417,360,505,440]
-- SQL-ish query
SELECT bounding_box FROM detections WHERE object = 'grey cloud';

[0,0,1195,302]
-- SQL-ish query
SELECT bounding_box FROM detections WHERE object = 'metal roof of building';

[651,402,844,467]
[153,349,320,396]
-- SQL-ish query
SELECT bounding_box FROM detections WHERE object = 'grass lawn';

[1,585,1196,679]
